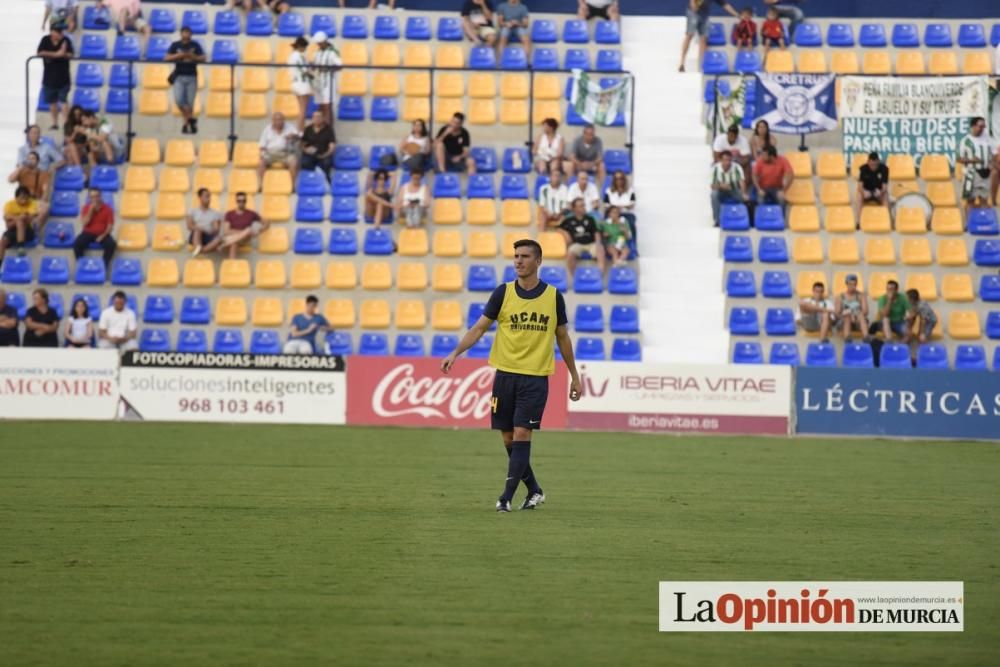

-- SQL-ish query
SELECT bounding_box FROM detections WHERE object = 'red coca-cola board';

[346,356,569,429]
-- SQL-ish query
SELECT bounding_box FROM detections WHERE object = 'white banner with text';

[0,348,120,420]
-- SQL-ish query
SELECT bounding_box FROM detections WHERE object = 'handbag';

[167,70,178,85]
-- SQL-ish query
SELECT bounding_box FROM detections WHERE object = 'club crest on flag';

[754,73,838,135]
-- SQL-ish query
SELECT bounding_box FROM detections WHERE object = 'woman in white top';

[287,37,312,132]
[603,170,637,238]
[64,298,93,348]
[398,119,431,172]
[532,117,568,175]
[395,170,430,228]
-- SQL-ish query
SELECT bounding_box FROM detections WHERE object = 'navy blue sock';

[505,444,541,495]
[500,441,531,502]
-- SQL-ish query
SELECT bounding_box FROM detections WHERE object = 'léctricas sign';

[796,368,1000,440]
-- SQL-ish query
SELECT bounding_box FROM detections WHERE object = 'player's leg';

[501,430,541,497]
[501,375,549,510]
[491,372,517,512]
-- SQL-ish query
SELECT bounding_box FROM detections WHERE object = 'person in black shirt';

[23,288,59,347]
[856,151,889,222]
[165,26,206,135]
[0,288,19,346]
[434,112,477,174]
[299,110,336,180]
[558,197,606,275]
[37,24,74,132]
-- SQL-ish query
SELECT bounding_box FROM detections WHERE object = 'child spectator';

[761,7,785,56]
[732,7,756,51]
[906,289,938,344]
[64,297,94,348]
[601,206,632,266]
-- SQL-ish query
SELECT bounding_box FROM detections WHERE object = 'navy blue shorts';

[491,370,548,431]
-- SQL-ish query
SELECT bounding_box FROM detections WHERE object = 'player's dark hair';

[513,238,543,259]
[305,295,319,305]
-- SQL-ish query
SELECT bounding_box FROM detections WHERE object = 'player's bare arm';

[555,324,582,401]
[440,315,494,374]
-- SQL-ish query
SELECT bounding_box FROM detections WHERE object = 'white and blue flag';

[754,73,837,135]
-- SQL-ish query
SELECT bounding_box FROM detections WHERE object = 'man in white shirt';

[97,290,138,351]
[536,168,569,231]
[566,170,601,215]
[712,124,752,184]
[257,112,299,190]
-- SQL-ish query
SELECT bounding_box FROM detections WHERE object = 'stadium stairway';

[1,1,46,168]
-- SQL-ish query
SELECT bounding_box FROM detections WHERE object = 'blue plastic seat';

[564,48,591,70]
[531,47,560,71]
[469,46,497,69]
[468,335,493,358]
[148,8,176,33]
[113,35,141,61]
[405,16,431,40]
[988,312,1000,338]
[46,293,65,319]
[370,98,398,122]
[211,39,239,64]
[531,19,558,44]
[565,105,588,127]
[758,236,789,263]
[246,331,280,355]
[611,338,641,361]
[109,63,138,89]
[374,15,400,40]
[470,147,498,174]
[702,50,729,74]
[729,307,759,335]
[572,304,603,333]
[323,172,355,198]
[826,23,855,47]
[363,228,394,255]
[39,256,69,285]
[733,50,761,74]
[576,337,606,361]
[466,174,495,199]
[182,9,209,34]
[765,308,795,336]
[974,240,1000,266]
[805,343,836,367]
[924,23,952,48]
[880,343,912,369]
[916,344,949,369]
[968,209,999,235]
[139,329,170,352]
[328,229,357,255]
[110,258,141,286]
[83,5,111,30]
[501,46,528,70]
[359,333,389,356]
[770,342,800,366]
[502,148,531,174]
[80,34,108,59]
[540,266,568,292]
[723,235,753,263]
[76,63,104,88]
[105,89,132,114]
[43,222,74,249]
[180,296,211,325]
[393,334,424,357]
[991,24,1000,47]
[177,329,208,353]
[74,257,106,285]
[333,145,363,171]
[296,170,328,197]
[573,267,603,294]
[466,303,489,330]
[367,145,395,171]
[143,295,174,324]
[0,257,32,284]
[596,49,622,72]
[295,196,325,223]
[145,36,171,62]
[332,96,362,121]
[981,276,1000,302]
[563,19,589,44]
[720,204,750,231]
[603,150,631,175]
[859,24,887,47]
[54,166,85,192]
[706,22,726,46]
[107,293,137,318]
[958,24,987,48]
[955,345,987,371]
[437,17,463,41]
[503,266,516,283]
[499,175,529,200]
[595,20,621,45]
[604,305,637,335]
[325,331,352,356]
[761,271,792,298]
[842,343,874,368]
[891,23,919,48]
[330,196,359,224]
[432,174,461,198]
[733,341,764,364]
[70,293,100,321]
[342,15,368,39]
[467,265,497,292]
[50,191,80,217]
[294,228,324,254]
[72,88,100,113]
[794,23,823,47]
[310,15,336,38]
[213,329,245,354]
[278,12,306,37]
[754,205,784,231]
[726,270,757,297]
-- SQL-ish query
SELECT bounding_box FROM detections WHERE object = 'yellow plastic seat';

[340,42,368,66]
[238,93,268,119]
[926,182,957,207]
[788,205,820,232]
[823,206,855,233]
[784,180,816,206]
[287,299,306,326]
[797,50,827,74]
[239,220,283,253]
[868,272,899,299]
[792,236,823,264]
[469,73,497,98]
[192,168,223,194]
[395,300,427,329]
[830,51,860,74]
[432,198,462,225]
[139,89,169,115]
[469,99,497,125]
[159,167,190,193]
[849,152,868,179]
[361,261,392,290]
[532,100,563,125]
[467,199,497,226]
[502,200,531,227]
[208,67,235,92]
[215,297,247,326]
[937,239,968,266]
[253,260,286,289]
[160,139,195,168]
[885,154,916,180]
[500,74,529,100]
[151,224,184,251]
[919,154,951,181]
[372,71,400,97]
[434,97,465,124]
[147,259,179,286]
[432,264,463,292]
[124,166,155,192]
[360,299,391,329]
[900,238,933,266]
[765,50,794,73]
[261,195,290,223]
[260,171,291,196]
[796,271,828,298]
[228,169,259,195]
[183,259,216,287]
[832,271,864,294]
[405,71,433,97]
[243,39,273,64]
[538,231,567,259]
[290,260,321,289]
[372,42,401,67]
[120,192,151,220]
[431,301,463,330]
[232,142,259,169]
[468,232,498,258]
[397,263,428,291]
[339,70,368,96]
[155,193,186,220]
[142,64,170,89]
[501,232,521,258]
[436,45,465,68]
[403,96,430,122]
[816,152,847,179]
[533,74,562,100]
[820,180,850,206]
[891,181,920,199]
[896,207,928,234]
[111,223,145,251]
[129,138,160,165]
[784,152,812,178]
[192,140,225,168]
[930,208,963,235]
[323,299,355,328]
[905,273,937,301]
[859,206,891,233]
[500,100,529,126]
[433,230,463,257]
[864,238,897,265]
[962,52,992,75]
[829,237,860,265]
[325,261,357,289]
[271,93,299,118]
[398,228,430,257]
[941,274,974,302]
[896,51,926,75]
[928,52,958,76]
[275,69,292,94]
[862,50,891,74]
[219,259,251,288]
[251,298,283,327]
[948,311,981,339]
[403,44,432,68]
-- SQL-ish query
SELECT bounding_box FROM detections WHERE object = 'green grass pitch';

[1,422,998,666]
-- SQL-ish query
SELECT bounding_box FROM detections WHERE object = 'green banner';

[570,70,631,127]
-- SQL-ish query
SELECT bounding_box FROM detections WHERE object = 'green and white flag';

[990,79,1000,142]
[706,78,747,132]
[570,70,631,127]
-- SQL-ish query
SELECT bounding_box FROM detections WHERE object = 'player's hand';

[441,354,456,374]
[569,378,582,401]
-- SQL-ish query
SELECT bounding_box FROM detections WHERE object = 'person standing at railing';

[287,36,312,133]
[37,22,74,132]
[678,0,739,73]
[165,26,206,135]
[311,32,342,128]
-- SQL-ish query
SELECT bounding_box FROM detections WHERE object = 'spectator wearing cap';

[165,25,206,135]
[36,22,74,131]
[74,188,117,267]
[287,36,312,132]
[834,274,869,341]
[16,125,65,173]
[856,152,889,222]
[311,31,343,127]
[97,290,138,352]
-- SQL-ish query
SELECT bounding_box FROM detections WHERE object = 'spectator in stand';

[679,0,739,72]
[264,0,291,14]
[80,111,118,166]
[257,112,299,190]
[537,167,569,231]
[43,1,80,33]
[601,205,632,266]
[750,119,773,161]
[461,0,497,46]
[37,22,74,132]
[763,0,804,41]
[1,187,43,262]
[495,0,532,58]
[834,274,869,341]
[187,187,223,257]
[752,145,794,212]
[311,31,342,127]
[64,297,94,348]
[365,169,394,229]
[559,198,606,276]
[16,125,65,173]
[165,25,206,136]
[434,112,477,174]
[399,119,432,172]
[579,0,619,22]
[0,288,19,346]
[8,152,52,225]
[568,124,606,186]
[219,192,269,260]
[905,289,938,345]
[287,37,312,133]
[395,170,430,228]
[797,281,836,344]
[95,115,126,165]
[96,0,151,39]
[299,110,335,182]
[97,290,138,351]
[63,105,88,168]
[284,295,329,355]
[532,118,567,175]
[870,279,911,343]
[731,6,757,50]
[74,188,116,267]
[710,150,748,226]
[567,170,601,215]
[603,170,635,221]
[23,288,60,348]
[957,116,995,214]
[713,124,752,184]
[760,6,786,56]
[338,0,396,7]
[856,151,889,222]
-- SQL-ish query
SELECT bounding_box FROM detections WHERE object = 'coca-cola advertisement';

[347,357,569,430]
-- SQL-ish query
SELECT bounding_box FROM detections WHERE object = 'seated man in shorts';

[219,192,269,260]
[257,112,299,191]
[797,281,837,344]
[905,289,938,344]
[1,187,43,262]
[186,188,223,257]
[578,0,619,21]
[559,197,606,278]
[856,152,889,222]
[869,279,912,343]
[461,0,497,46]
[97,0,152,39]
[434,112,477,174]
[496,0,532,58]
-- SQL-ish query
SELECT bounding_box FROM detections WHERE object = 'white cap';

[311,31,328,44]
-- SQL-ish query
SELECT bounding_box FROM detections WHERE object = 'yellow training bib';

[488,281,558,376]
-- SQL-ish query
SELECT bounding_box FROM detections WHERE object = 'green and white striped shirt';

[538,183,569,215]
[958,132,994,185]
[711,162,744,190]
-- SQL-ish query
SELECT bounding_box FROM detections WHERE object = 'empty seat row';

[735,205,999,236]
[703,48,995,75]
[723,235,1000,267]
[708,21,1000,49]
[730,306,984,339]
[733,340,1000,370]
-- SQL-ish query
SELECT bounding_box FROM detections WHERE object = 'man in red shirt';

[219,191,270,260]
[752,145,795,211]
[73,188,117,266]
